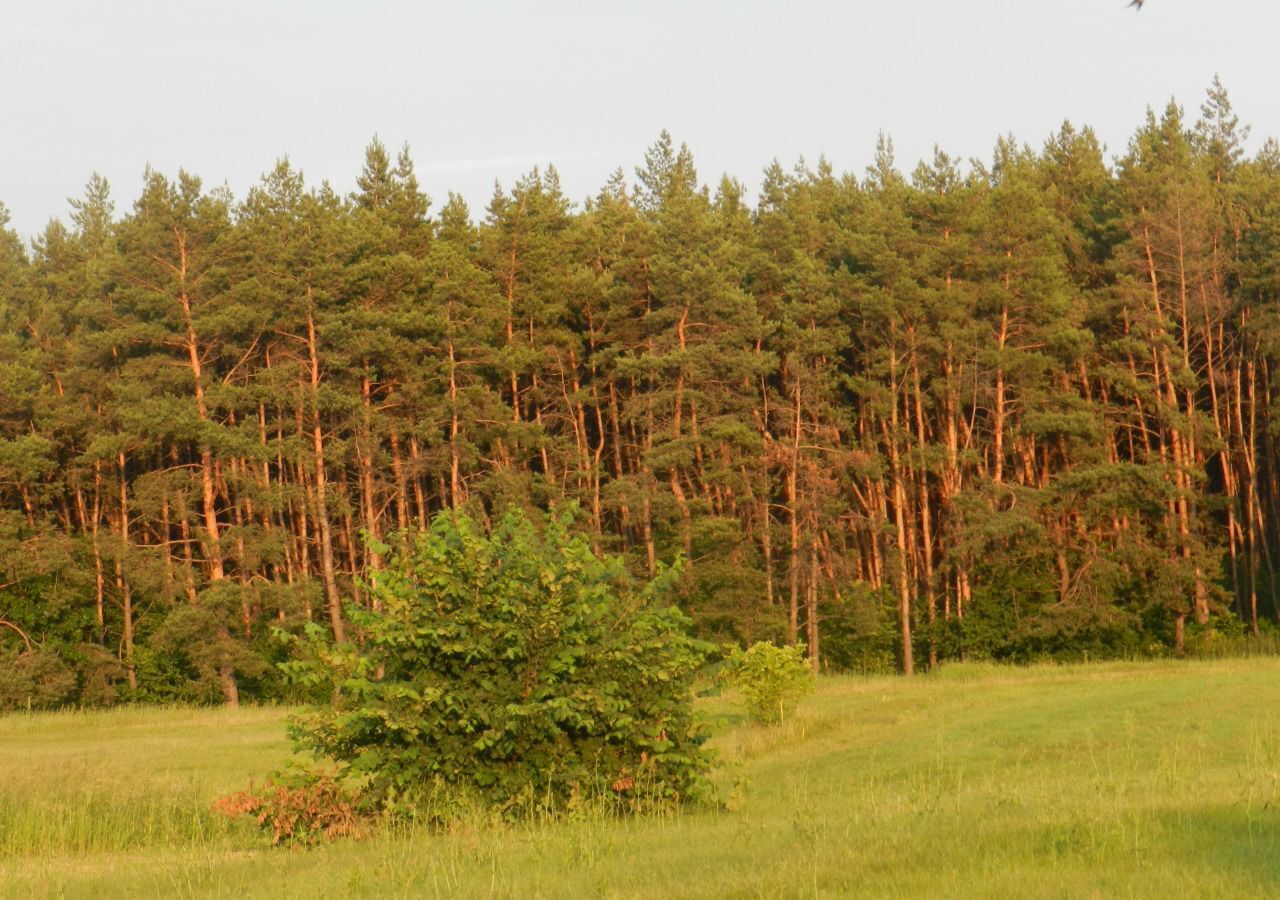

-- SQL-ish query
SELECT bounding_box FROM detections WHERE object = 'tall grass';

[4,660,1280,897]
[0,704,288,857]
[1186,627,1280,659]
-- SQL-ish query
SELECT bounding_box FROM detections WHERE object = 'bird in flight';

[1128,0,1144,8]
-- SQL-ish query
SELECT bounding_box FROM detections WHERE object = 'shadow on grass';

[1155,805,1280,881]
[699,709,748,731]
[1022,804,1280,892]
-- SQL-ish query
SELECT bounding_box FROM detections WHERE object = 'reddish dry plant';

[611,750,653,794]
[212,777,366,845]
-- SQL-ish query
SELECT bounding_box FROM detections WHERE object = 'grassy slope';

[4,659,1280,898]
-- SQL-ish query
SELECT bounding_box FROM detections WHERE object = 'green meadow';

[4,659,1280,898]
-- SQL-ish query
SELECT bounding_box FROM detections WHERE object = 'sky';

[1,0,1276,240]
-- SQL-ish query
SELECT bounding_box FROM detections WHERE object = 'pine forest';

[6,81,1280,707]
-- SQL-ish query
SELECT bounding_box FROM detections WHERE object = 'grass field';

[4,659,1280,898]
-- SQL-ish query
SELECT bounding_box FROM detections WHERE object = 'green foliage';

[819,582,900,675]
[0,650,76,710]
[722,641,815,725]
[151,584,271,697]
[283,506,713,819]
[7,83,1280,695]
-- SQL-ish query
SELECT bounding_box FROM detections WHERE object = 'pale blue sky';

[1,0,1274,238]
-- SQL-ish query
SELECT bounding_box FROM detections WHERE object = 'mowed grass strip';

[3,659,1280,898]
[0,705,291,855]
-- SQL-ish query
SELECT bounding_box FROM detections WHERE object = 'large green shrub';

[283,507,712,819]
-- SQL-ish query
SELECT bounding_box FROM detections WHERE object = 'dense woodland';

[4,81,1280,706]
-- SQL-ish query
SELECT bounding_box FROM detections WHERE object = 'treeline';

[4,81,1280,706]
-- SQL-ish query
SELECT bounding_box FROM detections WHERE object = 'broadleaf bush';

[723,641,815,725]
[281,505,713,822]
